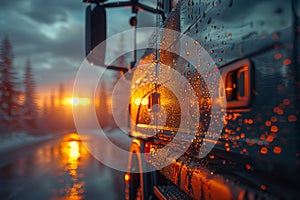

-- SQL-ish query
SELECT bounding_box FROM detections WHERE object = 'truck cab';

[83,0,300,199]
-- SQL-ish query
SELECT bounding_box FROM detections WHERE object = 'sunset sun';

[63,97,91,106]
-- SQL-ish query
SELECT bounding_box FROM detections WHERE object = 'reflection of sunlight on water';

[69,141,80,161]
[65,140,80,180]
[5,132,123,199]
[68,140,80,178]
[52,133,88,200]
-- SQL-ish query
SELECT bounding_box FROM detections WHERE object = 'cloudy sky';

[0,0,87,96]
[0,0,159,101]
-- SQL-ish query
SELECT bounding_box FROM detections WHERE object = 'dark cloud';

[11,0,82,24]
[24,8,68,25]
[0,0,19,9]
[21,0,83,25]
[0,0,85,93]
[0,0,155,95]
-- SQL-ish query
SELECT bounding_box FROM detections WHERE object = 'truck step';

[154,185,191,200]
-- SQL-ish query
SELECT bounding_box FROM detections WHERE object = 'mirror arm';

[103,1,135,8]
[107,65,129,72]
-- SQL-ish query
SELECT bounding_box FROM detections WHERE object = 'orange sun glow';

[63,97,91,106]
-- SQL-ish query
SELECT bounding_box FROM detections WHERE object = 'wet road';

[0,133,126,200]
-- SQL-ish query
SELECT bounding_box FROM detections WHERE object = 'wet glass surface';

[0,133,125,200]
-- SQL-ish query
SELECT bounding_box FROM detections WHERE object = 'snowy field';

[0,132,53,154]
[0,128,132,155]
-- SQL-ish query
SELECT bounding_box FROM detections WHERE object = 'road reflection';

[0,133,124,200]
[52,134,86,200]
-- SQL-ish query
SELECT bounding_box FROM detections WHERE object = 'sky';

[0,0,86,98]
[0,0,159,101]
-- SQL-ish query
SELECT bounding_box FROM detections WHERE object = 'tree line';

[0,37,79,136]
[0,36,118,136]
[0,37,125,136]
[0,37,39,135]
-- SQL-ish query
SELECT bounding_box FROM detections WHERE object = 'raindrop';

[207,17,212,25]
[260,185,267,191]
[265,120,271,126]
[288,115,297,122]
[271,125,278,133]
[274,53,282,60]
[274,7,283,14]
[266,135,274,143]
[283,58,292,65]
[272,33,280,40]
[245,163,252,170]
[229,0,233,7]
[260,147,268,155]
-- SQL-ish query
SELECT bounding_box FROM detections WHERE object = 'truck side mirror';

[85,5,107,65]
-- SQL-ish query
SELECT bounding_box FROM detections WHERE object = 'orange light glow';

[274,53,282,60]
[271,125,278,133]
[288,115,297,122]
[265,120,271,127]
[55,134,87,199]
[225,87,233,91]
[245,163,252,170]
[271,116,277,122]
[283,99,290,106]
[134,98,142,106]
[69,141,80,161]
[260,147,268,155]
[283,58,291,65]
[266,135,274,143]
[260,185,267,191]
[134,98,148,106]
[273,146,282,154]
[141,98,149,105]
[124,173,130,182]
[63,97,91,106]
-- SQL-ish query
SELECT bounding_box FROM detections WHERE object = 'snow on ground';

[0,132,53,154]
[0,128,132,156]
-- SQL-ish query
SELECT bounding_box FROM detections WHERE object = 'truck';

[82,0,300,199]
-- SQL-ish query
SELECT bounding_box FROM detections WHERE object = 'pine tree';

[41,96,49,132]
[57,83,67,130]
[58,83,65,106]
[23,59,38,129]
[0,37,21,133]
[49,92,56,131]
